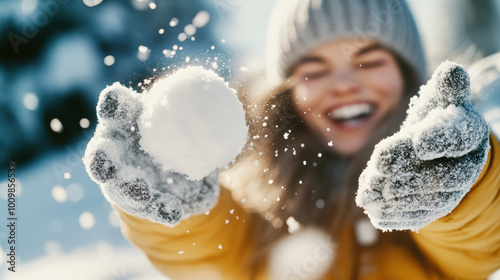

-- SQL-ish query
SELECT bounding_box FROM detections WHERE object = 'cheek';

[366,67,404,107]
[292,86,326,133]
[292,83,325,113]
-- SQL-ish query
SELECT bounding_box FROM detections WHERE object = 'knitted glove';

[356,61,490,231]
[83,68,247,227]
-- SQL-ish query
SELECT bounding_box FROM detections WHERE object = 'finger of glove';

[415,136,489,194]
[100,165,156,217]
[361,147,486,205]
[150,193,184,226]
[83,135,121,183]
[430,61,471,106]
[358,173,421,205]
[357,167,384,208]
[97,83,143,133]
[360,198,437,231]
[363,192,462,232]
[357,173,462,209]
[380,191,465,212]
[413,104,490,160]
[405,61,470,125]
[160,169,220,217]
[374,203,455,231]
[371,133,420,175]
[420,61,470,110]
[84,126,154,181]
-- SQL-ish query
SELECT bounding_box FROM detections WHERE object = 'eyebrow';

[296,56,326,65]
[355,43,384,56]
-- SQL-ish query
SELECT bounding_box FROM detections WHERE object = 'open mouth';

[327,103,376,128]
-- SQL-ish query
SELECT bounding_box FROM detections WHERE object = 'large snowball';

[139,66,248,180]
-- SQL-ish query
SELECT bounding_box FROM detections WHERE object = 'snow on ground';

[0,242,169,280]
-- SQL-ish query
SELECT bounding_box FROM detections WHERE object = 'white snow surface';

[83,66,247,226]
[0,242,169,280]
[139,66,248,180]
[268,228,335,280]
[356,61,490,231]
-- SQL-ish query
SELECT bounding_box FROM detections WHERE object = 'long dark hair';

[223,50,423,272]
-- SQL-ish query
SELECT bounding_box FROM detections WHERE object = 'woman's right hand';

[83,82,220,227]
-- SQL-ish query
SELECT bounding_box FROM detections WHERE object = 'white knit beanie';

[266,0,427,85]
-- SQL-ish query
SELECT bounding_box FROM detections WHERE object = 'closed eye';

[357,60,386,69]
[304,70,329,80]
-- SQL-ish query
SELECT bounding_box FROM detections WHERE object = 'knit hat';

[266,0,427,85]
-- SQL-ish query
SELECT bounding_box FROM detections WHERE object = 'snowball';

[139,66,248,180]
[269,228,335,280]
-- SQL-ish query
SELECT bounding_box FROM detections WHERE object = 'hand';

[83,82,220,227]
[356,61,490,231]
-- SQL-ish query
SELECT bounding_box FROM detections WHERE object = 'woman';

[84,0,500,279]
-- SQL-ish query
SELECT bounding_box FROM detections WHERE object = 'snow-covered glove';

[83,67,248,226]
[356,61,490,231]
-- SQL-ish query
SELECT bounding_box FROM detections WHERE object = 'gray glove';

[83,83,219,226]
[356,61,490,231]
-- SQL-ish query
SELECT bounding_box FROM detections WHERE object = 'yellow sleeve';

[412,133,500,280]
[114,187,264,280]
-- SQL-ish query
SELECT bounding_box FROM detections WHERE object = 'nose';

[329,69,361,96]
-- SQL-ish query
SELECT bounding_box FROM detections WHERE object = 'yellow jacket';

[115,135,500,280]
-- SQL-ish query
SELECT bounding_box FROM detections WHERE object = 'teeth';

[330,103,373,120]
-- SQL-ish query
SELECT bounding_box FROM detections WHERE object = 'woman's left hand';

[356,61,490,231]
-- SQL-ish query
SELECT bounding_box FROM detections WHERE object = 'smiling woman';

[291,39,404,156]
[82,0,500,279]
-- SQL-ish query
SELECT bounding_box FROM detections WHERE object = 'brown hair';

[224,50,422,272]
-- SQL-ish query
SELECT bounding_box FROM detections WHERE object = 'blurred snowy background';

[0,0,499,279]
